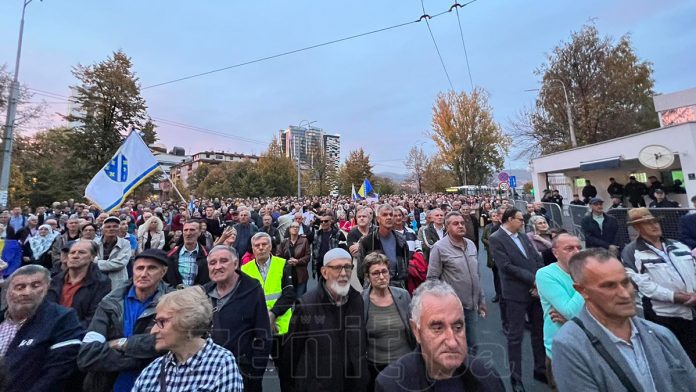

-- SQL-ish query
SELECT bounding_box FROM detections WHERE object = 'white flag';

[85,131,160,212]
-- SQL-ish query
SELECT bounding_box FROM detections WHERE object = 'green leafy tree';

[12,127,83,206]
[188,163,211,195]
[256,138,297,196]
[511,24,659,158]
[430,88,511,185]
[66,50,152,181]
[373,176,398,195]
[421,154,457,193]
[337,148,374,195]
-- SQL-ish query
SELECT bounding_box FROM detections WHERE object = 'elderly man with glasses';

[284,247,368,391]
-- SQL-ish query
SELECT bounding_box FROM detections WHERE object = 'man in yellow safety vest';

[241,231,295,391]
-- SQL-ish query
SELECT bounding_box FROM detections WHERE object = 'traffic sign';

[0,190,7,207]
[498,181,510,191]
[498,172,509,182]
[509,175,517,188]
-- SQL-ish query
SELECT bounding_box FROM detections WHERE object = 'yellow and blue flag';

[85,131,161,212]
[357,178,376,199]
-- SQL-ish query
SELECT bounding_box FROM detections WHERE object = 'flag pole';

[164,172,186,204]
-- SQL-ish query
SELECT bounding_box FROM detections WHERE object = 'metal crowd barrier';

[566,206,694,247]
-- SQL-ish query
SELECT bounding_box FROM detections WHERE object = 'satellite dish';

[638,145,675,169]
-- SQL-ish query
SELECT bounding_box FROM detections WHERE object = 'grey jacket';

[552,307,696,392]
[427,235,484,310]
[361,285,416,350]
[97,236,132,289]
[78,281,173,392]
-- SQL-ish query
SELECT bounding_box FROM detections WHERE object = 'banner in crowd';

[85,131,161,212]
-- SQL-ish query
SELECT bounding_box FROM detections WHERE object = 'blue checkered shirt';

[132,338,243,392]
[178,244,200,287]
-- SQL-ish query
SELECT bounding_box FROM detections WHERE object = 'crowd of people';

[0,191,695,391]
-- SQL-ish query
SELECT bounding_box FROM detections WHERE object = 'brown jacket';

[276,236,310,284]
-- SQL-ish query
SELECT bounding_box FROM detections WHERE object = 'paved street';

[262,244,552,391]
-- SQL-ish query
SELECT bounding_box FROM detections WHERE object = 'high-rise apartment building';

[279,125,341,171]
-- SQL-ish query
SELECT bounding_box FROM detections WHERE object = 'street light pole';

[296,120,316,198]
[1,0,36,207]
[550,78,577,148]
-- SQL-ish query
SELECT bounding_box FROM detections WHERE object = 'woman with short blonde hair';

[132,286,243,391]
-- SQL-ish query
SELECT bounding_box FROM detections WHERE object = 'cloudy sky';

[1,0,694,173]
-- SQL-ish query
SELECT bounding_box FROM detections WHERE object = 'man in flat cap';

[78,248,174,392]
[284,248,368,391]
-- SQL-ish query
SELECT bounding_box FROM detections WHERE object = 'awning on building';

[580,156,622,171]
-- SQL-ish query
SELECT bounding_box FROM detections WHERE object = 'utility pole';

[551,78,577,148]
[1,0,37,208]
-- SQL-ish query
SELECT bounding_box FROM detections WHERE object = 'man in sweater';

[427,211,486,352]
[535,234,584,390]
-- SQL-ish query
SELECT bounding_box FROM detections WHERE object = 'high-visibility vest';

[241,256,292,335]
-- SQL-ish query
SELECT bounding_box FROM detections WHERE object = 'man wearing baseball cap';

[622,208,696,365]
[648,188,680,208]
[78,248,174,392]
[95,216,132,289]
[284,248,368,391]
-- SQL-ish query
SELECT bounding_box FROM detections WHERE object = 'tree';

[430,88,511,186]
[196,161,264,199]
[421,154,457,193]
[256,137,297,196]
[373,175,398,195]
[187,163,211,194]
[12,127,83,206]
[337,148,374,195]
[0,65,43,131]
[304,149,337,196]
[66,50,152,180]
[511,24,659,158]
[405,146,428,193]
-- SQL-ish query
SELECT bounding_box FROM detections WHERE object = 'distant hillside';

[376,172,408,183]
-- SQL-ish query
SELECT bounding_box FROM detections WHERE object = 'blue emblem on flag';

[104,153,128,182]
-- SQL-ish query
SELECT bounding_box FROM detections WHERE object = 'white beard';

[329,280,350,297]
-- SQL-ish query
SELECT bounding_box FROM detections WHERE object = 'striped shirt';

[132,338,243,392]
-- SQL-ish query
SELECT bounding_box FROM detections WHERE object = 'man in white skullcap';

[283,248,368,391]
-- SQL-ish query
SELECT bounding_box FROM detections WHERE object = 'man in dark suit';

[489,207,546,392]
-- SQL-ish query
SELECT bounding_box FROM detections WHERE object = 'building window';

[629,172,648,183]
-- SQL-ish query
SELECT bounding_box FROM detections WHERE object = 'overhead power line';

[452,1,476,91]
[142,3,471,90]
[420,0,455,91]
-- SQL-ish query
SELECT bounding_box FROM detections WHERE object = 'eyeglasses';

[324,264,353,273]
[153,317,173,329]
[320,219,331,223]
[370,269,389,278]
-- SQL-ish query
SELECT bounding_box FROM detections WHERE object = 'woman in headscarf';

[137,215,165,253]
[27,224,58,269]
